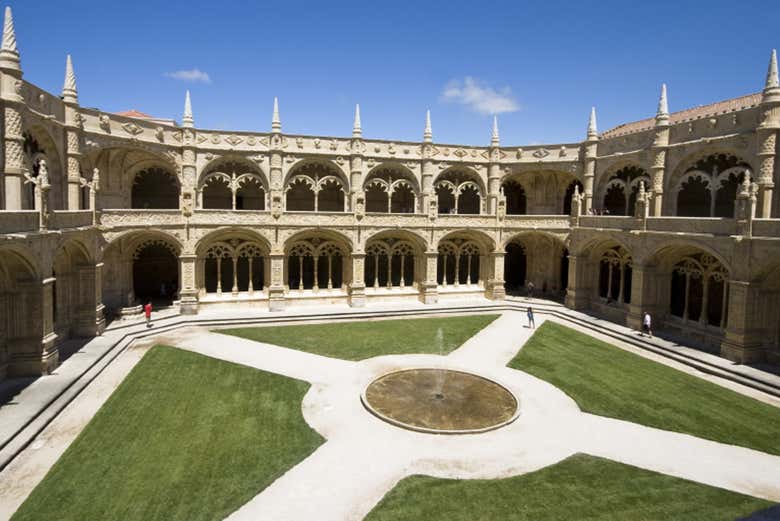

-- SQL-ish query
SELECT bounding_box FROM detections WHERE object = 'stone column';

[757,121,778,219]
[420,251,438,304]
[2,102,24,210]
[485,250,506,300]
[180,129,197,215]
[720,280,766,363]
[564,254,590,310]
[651,85,671,216]
[269,150,283,218]
[349,252,366,307]
[349,139,363,213]
[625,264,661,330]
[487,150,501,214]
[179,254,199,315]
[74,263,105,336]
[421,144,434,212]
[268,253,286,311]
[582,141,597,213]
[63,107,83,210]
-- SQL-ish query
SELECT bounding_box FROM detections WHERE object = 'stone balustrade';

[48,210,92,230]
[0,211,38,234]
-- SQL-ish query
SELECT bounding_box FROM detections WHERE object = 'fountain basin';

[361,368,519,434]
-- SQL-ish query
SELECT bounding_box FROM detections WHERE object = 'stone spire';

[656,83,669,125]
[271,97,281,133]
[587,107,598,139]
[182,90,193,128]
[62,54,78,104]
[766,49,778,89]
[352,103,361,138]
[490,115,500,146]
[0,6,20,70]
[423,109,432,143]
[763,49,779,102]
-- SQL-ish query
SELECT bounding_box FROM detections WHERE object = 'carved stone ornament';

[211,135,221,144]
[122,122,144,136]
[329,139,338,151]
[225,135,243,146]
[296,137,304,149]
[314,138,321,149]
[532,148,550,159]
[454,148,468,159]
[247,136,256,146]
[155,126,164,142]
[99,114,111,132]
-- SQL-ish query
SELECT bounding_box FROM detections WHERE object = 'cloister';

[0,5,779,384]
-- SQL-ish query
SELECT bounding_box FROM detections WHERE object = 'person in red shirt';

[144,301,153,328]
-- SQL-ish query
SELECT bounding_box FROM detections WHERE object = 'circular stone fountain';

[361,368,519,434]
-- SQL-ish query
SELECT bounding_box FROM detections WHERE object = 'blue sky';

[11,1,780,145]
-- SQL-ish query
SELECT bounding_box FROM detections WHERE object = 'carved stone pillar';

[582,142,597,212]
[625,264,661,330]
[63,92,83,209]
[721,280,766,363]
[2,103,24,209]
[11,278,59,376]
[564,254,590,311]
[421,144,434,212]
[349,252,366,307]
[268,253,286,311]
[650,128,670,216]
[757,124,778,218]
[270,151,283,218]
[349,139,363,212]
[179,254,199,315]
[74,263,105,336]
[180,129,197,215]
[485,250,506,300]
[487,158,501,215]
[421,251,438,304]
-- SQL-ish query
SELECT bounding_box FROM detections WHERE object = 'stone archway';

[132,240,179,306]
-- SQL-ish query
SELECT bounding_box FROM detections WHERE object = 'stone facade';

[0,8,779,381]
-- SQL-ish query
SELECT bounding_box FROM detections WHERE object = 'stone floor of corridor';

[1,299,779,521]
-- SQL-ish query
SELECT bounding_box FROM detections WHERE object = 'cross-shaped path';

[163,312,780,521]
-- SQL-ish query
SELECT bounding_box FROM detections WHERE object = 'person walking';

[527,306,535,329]
[144,301,153,328]
[642,311,652,337]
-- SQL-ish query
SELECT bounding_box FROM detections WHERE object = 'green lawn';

[12,345,324,521]
[509,321,780,455]
[217,314,500,361]
[365,454,770,521]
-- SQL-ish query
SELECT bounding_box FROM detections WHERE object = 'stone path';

[1,308,779,521]
[169,310,780,520]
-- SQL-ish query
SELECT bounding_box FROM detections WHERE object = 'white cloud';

[164,68,212,84]
[441,77,519,115]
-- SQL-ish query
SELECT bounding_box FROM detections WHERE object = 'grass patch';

[218,314,500,361]
[509,321,780,455]
[12,345,324,521]
[365,454,770,521]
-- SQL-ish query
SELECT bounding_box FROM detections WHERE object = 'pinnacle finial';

[423,109,432,143]
[657,84,669,116]
[0,6,20,70]
[765,49,779,91]
[491,115,500,146]
[352,104,362,138]
[272,97,281,133]
[655,84,669,127]
[182,90,193,128]
[587,106,598,138]
[62,54,78,103]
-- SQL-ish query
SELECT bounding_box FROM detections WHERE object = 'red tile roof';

[601,92,762,138]
[113,109,154,119]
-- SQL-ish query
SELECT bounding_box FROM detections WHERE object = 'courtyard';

[1,304,778,521]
